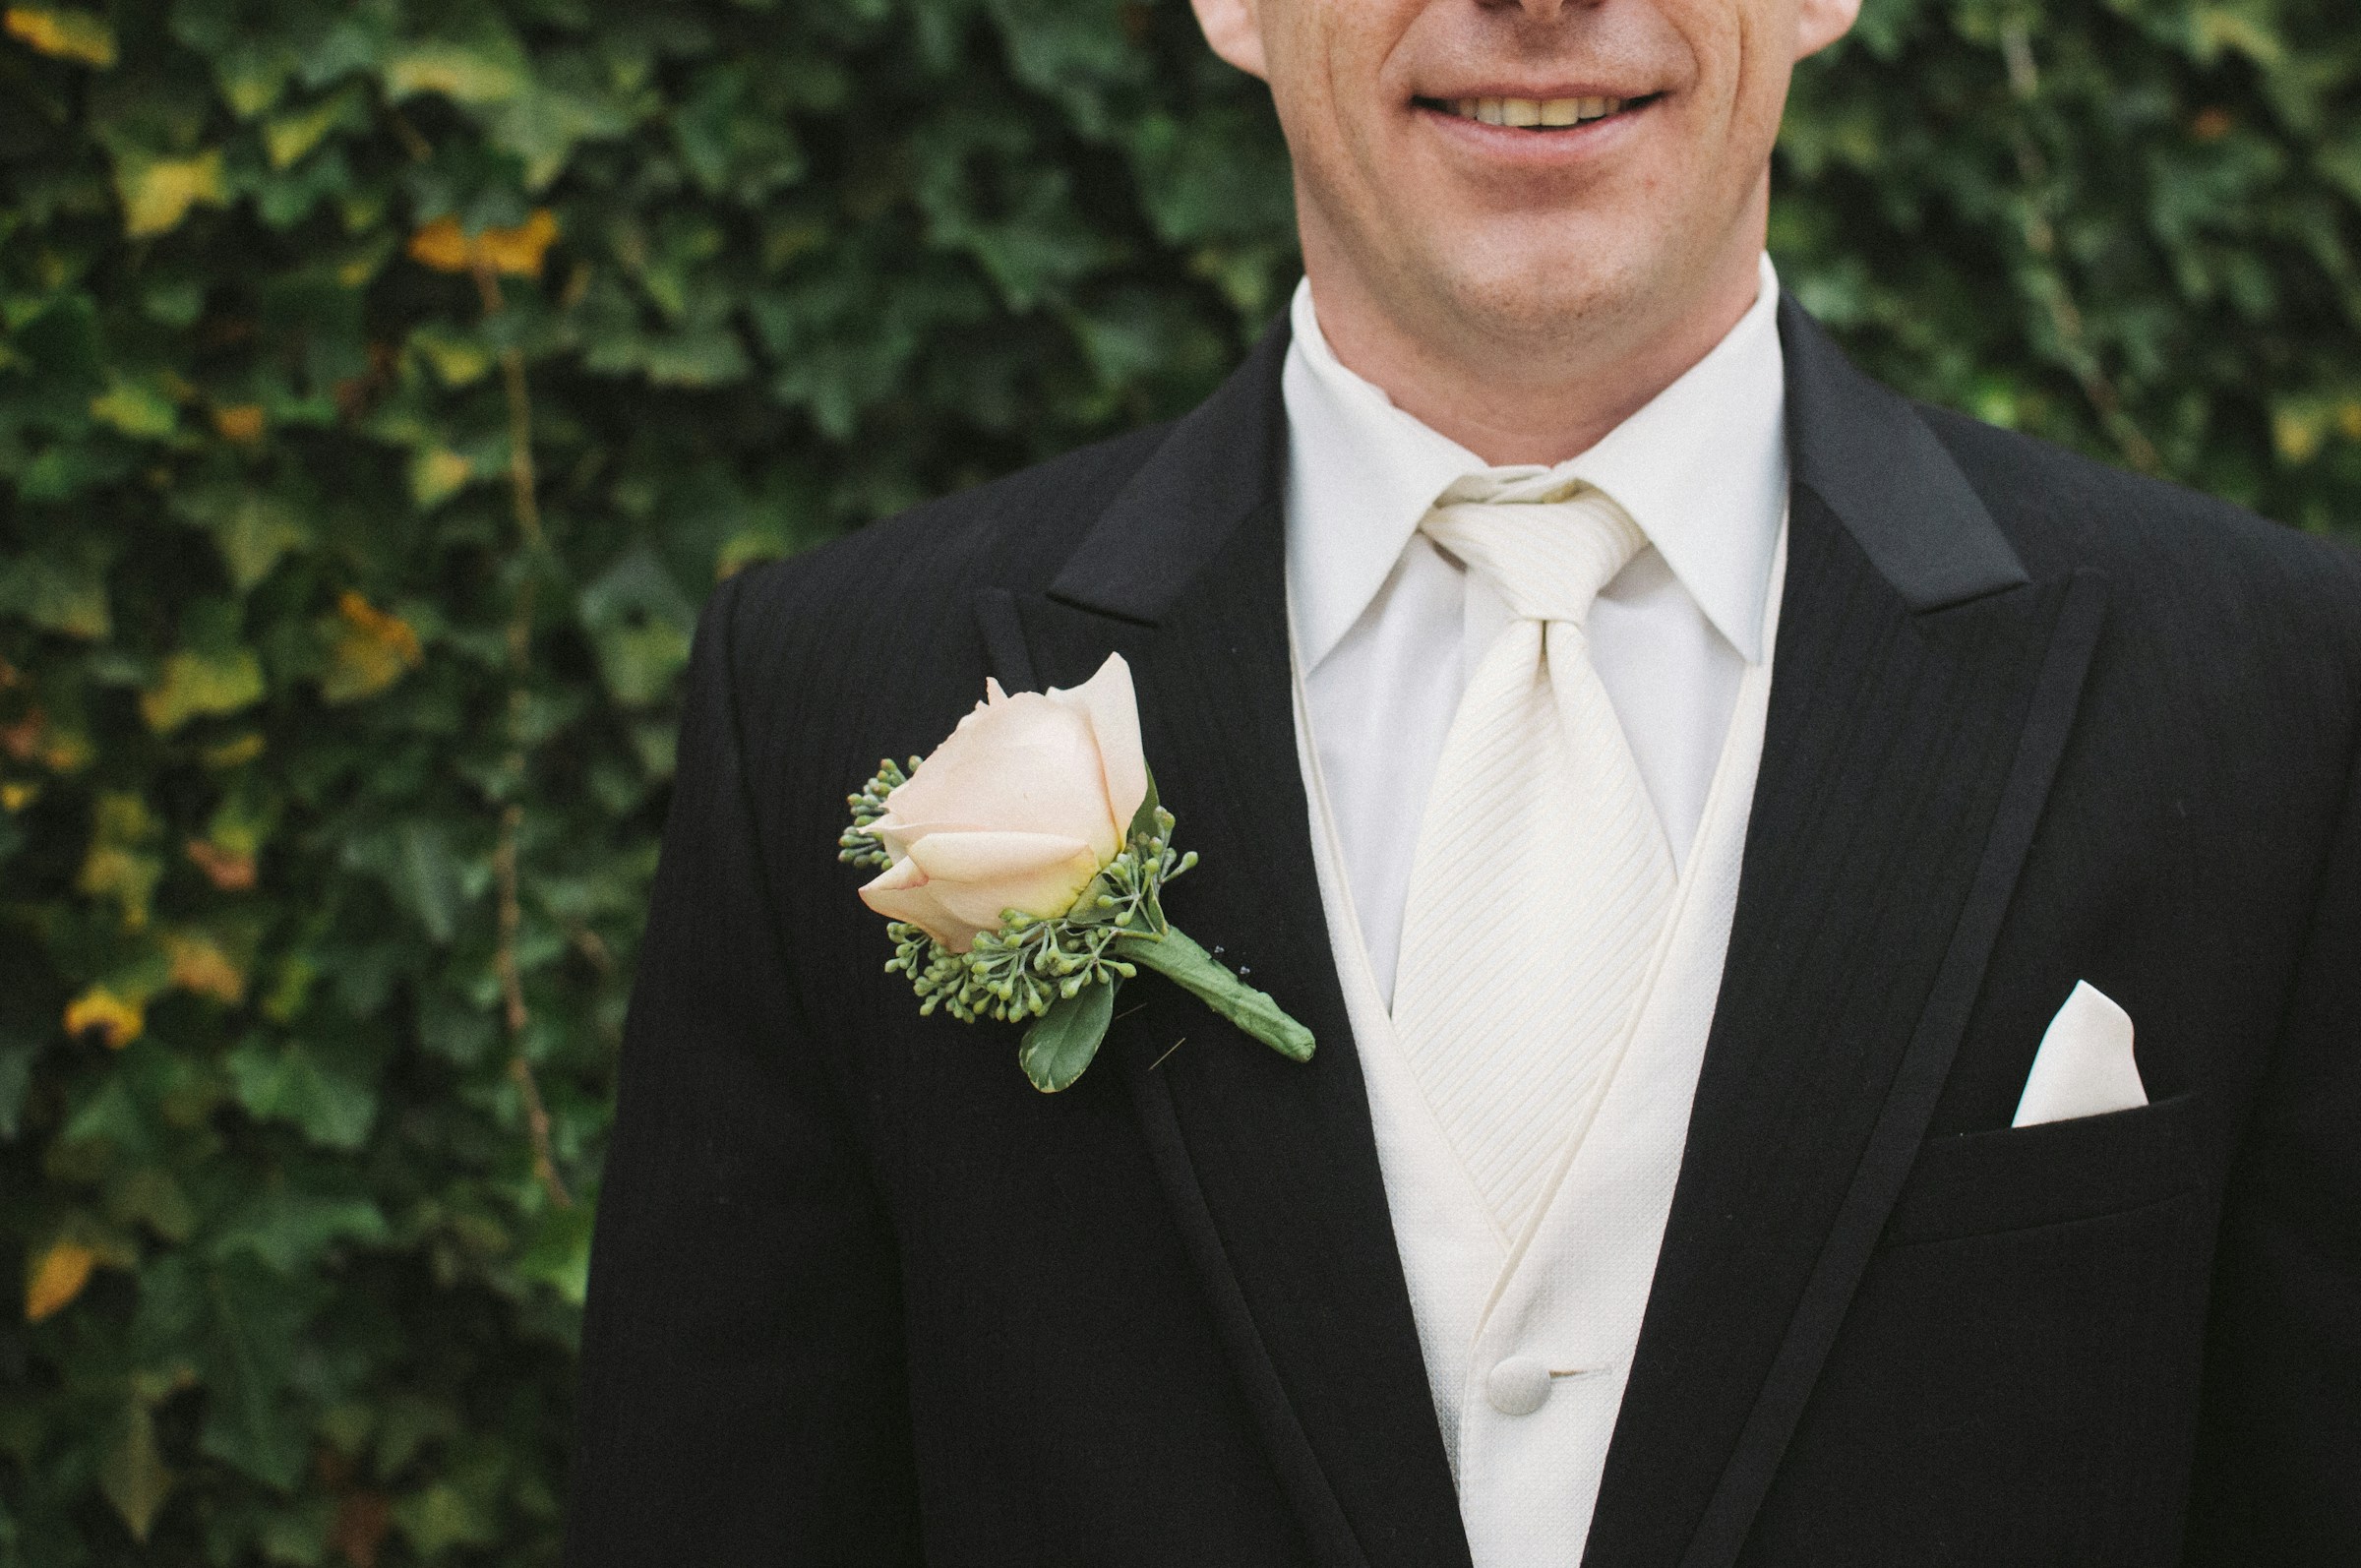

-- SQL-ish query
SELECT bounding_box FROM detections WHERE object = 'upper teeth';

[1452,96,1624,128]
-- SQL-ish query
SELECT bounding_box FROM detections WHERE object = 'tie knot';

[1418,481,1647,627]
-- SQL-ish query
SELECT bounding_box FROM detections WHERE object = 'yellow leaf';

[114,150,226,239]
[409,327,492,388]
[320,591,424,704]
[262,90,354,170]
[165,933,246,1003]
[2274,404,2328,464]
[405,215,472,272]
[90,375,181,439]
[4,5,114,67]
[2339,400,2361,443]
[212,403,266,444]
[408,447,473,508]
[406,209,559,278]
[77,845,162,930]
[200,732,267,769]
[77,791,162,930]
[26,1238,97,1321]
[2,781,38,812]
[476,210,559,277]
[64,985,145,1050]
[140,646,266,733]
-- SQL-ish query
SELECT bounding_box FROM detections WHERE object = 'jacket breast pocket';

[1882,1091,2200,1246]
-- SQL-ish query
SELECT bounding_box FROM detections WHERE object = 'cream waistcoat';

[1287,521,1786,1565]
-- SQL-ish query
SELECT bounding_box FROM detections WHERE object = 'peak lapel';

[1000,325,1474,1568]
[1581,303,2109,1568]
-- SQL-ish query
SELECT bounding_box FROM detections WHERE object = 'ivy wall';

[1,0,2354,1563]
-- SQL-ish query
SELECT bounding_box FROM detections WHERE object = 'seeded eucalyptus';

[838,756,914,871]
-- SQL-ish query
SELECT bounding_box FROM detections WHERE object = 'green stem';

[1119,926,1314,1063]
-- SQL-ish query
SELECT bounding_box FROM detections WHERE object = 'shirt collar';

[1283,252,1789,671]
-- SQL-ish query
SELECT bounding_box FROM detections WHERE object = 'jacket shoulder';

[1919,403,2361,640]
[685,420,1175,793]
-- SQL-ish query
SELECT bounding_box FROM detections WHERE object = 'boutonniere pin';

[839,653,1314,1092]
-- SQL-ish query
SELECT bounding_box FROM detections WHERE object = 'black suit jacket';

[563,302,2361,1567]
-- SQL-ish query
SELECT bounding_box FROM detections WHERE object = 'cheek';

[1726,4,1800,127]
[1268,2,1413,177]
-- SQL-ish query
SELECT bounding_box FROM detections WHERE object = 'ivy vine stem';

[478,258,570,1210]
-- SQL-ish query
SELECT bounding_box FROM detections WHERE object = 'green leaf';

[1122,927,1313,1063]
[226,1039,379,1150]
[197,1258,319,1491]
[5,6,116,67]
[261,86,364,170]
[209,1187,389,1273]
[0,539,112,637]
[98,1401,173,1542]
[0,1034,36,1141]
[89,374,181,438]
[392,1481,498,1557]
[1126,763,1161,847]
[172,484,313,591]
[515,1203,594,1305]
[140,646,266,732]
[110,150,226,238]
[1017,979,1115,1093]
[577,545,696,706]
[340,819,469,944]
[383,36,527,106]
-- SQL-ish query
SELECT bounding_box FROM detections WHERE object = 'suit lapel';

[998,327,1474,1568]
[1580,304,2109,1568]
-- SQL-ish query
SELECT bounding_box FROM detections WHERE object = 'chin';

[1426,237,1656,352]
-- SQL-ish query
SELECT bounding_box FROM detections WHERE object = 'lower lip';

[1415,99,1654,165]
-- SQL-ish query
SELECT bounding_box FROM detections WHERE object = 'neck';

[1301,212,1768,468]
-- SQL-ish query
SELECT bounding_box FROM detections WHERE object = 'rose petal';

[876,691,1119,862]
[871,816,983,864]
[859,855,993,953]
[906,829,1104,929]
[1047,652,1148,844]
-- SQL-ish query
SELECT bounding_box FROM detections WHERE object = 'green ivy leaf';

[392,1480,498,1558]
[196,1257,320,1491]
[226,1039,379,1150]
[98,1401,173,1542]
[0,538,113,637]
[140,646,266,733]
[208,1188,389,1274]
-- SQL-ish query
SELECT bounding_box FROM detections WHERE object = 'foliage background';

[0,0,2353,1561]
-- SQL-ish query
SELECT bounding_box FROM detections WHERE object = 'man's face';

[1195,0,1857,367]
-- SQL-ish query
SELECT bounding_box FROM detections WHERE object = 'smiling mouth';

[1418,94,1654,130]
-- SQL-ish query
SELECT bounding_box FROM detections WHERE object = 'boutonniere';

[839,653,1314,1092]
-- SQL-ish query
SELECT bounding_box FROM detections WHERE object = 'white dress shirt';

[1285,254,1789,1004]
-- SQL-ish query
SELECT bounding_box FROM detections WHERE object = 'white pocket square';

[2012,980,2147,1127]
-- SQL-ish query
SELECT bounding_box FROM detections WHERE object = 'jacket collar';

[1049,292,2029,631]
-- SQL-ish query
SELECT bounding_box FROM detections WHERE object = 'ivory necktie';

[1391,475,1674,1238]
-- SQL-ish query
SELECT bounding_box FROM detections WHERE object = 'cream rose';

[858,653,1149,952]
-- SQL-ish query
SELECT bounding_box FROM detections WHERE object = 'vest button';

[1484,1355,1552,1417]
